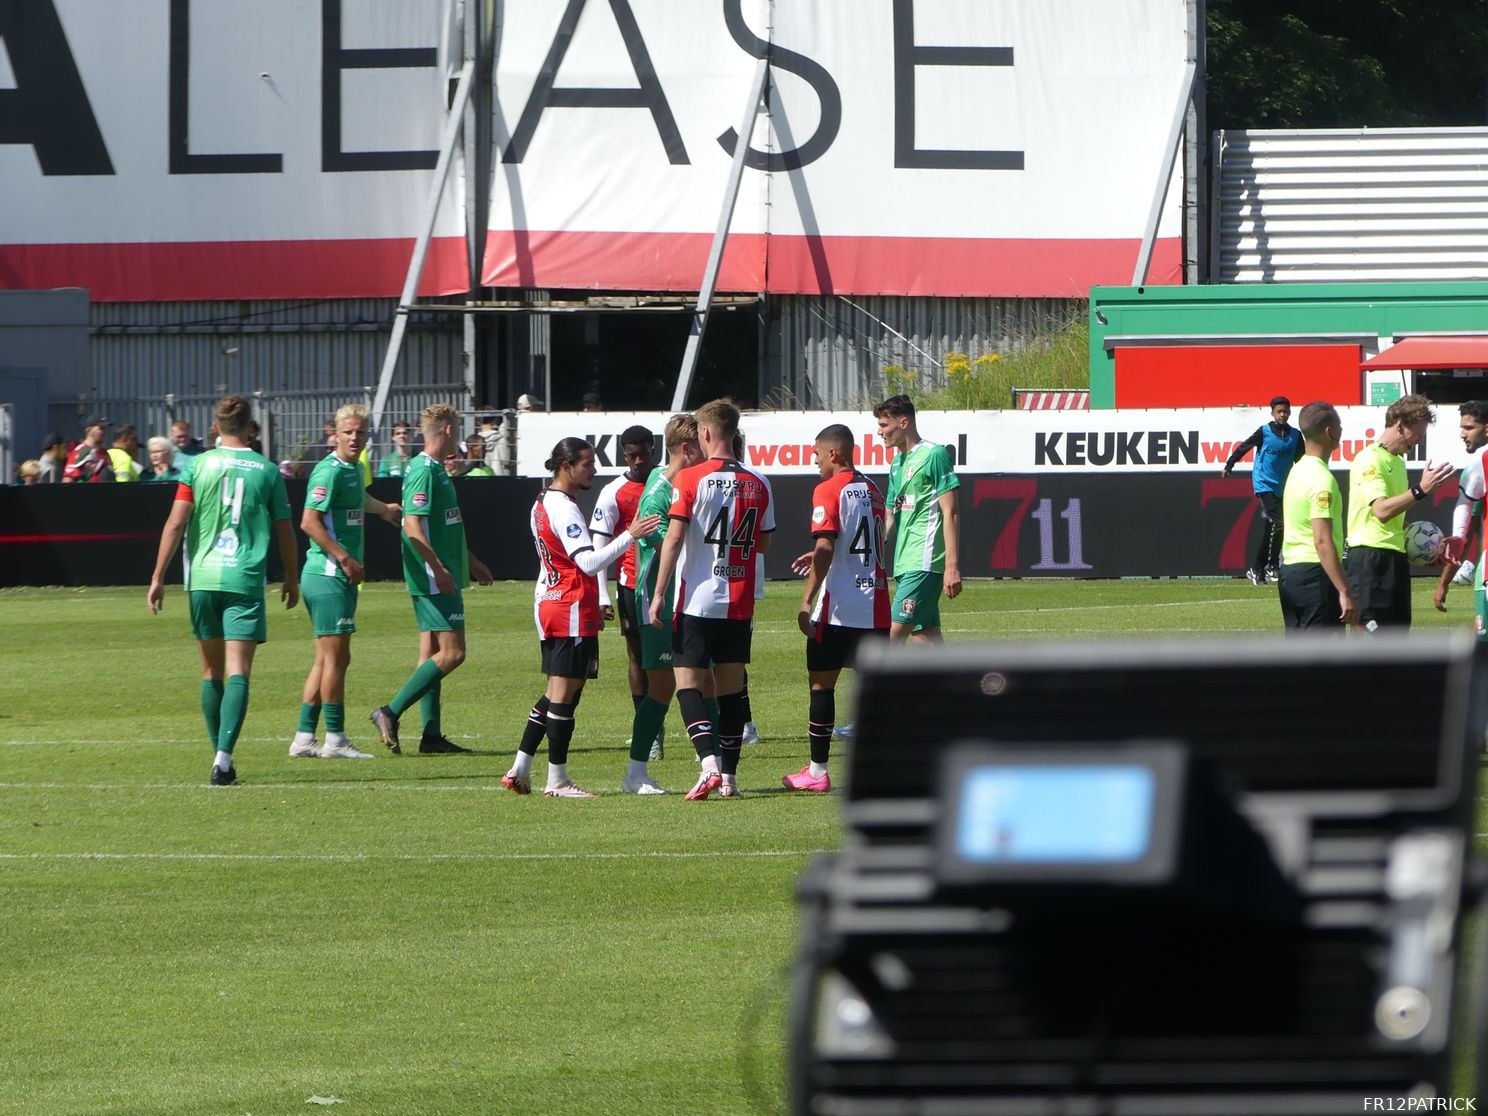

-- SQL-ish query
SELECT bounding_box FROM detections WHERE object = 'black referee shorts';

[1343,545,1411,630]
[1277,563,1344,632]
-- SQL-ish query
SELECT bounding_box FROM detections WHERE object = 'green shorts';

[891,570,943,631]
[189,590,267,643]
[1475,586,1488,642]
[412,591,465,632]
[302,573,358,636]
[639,610,674,671]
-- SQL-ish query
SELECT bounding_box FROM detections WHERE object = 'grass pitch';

[1,578,1483,1115]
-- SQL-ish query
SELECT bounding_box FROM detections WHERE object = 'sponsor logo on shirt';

[1315,492,1331,510]
[448,613,465,623]
[811,505,827,524]
[412,492,429,508]
[311,485,328,501]
[213,529,239,557]
[592,508,605,521]
[347,509,364,525]
[445,507,463,524]
[1359,465,1379,481]
[566,523,582,538]
[899,493,916,510]
[540,590,564,601]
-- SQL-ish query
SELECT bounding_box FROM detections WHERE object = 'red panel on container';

[1114,344,1364,408]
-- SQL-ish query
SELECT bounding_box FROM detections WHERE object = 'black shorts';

[540,636,600,679]
[1344,545,1411,630]
[1277,563,1344,632]
[616,585,643,662]
[672,614,752,668]
[806,623,882,672]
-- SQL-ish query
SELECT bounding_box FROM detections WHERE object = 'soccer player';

[877,394,961,644]
[369,404,493,754]
[1221,396,1303,585]
[622,414,704,793]
[1435,400,1488,633]
[785,424,890,793]
[1344,394,1454,632]
[502,438,660,798]
[647,399,774,800]
[146,395,300,785]
[590,424,658,755]
[291,404,402,759]
[1276,402,1357,632]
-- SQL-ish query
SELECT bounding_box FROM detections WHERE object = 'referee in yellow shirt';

[1344,394,1454,631]
[1277,402,1357,631]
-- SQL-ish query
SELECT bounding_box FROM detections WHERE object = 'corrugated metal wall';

[764,295,1084,408]
[86,299,467,461]
[1215,127,1488,283]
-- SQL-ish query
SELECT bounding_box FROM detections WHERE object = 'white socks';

[700,755,720,778]
[626,759,649,782]
[213,750,233,771]
[809,762,829,778]
[509,751,533,778]
[547,761,569,788]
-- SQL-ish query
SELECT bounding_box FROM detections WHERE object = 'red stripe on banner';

[0,238,470,302]
[1,532,158,544]
[482,230,1181,297]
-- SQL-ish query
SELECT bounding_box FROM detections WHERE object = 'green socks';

[298,702,321,733]
[217,676,250,754]
[390,659,445,717]
[201,680,225,747]
[324,703,345,734]
[420,680,442,738]
[628,697,669,762]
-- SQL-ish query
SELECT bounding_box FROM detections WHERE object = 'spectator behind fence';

[37,434,66,483]
[16,460,41,485]
[476,411,501,470]
[108,425,143,482]
[463,436,495,477]
[377,420,416,478]
[144,436,184,483]
[580,391,604,412]
[170,420,205,457]
[517,394,544,413]
[64,415,114,483]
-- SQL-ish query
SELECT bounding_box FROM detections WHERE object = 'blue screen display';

[955,765,1155,863]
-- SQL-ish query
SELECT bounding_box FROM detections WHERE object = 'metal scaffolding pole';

[1132,1,1199,288]
[669,56,769,412]
[371,57,476,432]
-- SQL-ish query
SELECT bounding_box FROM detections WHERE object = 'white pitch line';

[0,849,824,864]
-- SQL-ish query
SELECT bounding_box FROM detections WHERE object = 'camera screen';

[954,764,1156,864]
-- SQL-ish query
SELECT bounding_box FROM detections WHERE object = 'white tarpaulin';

[514,408,1467,477]
[0,0,466,300]
[483,0,1188,297]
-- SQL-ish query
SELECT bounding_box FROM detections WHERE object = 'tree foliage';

[1207,0,1488,130]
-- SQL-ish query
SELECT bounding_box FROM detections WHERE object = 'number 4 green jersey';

[632,466,674,622]
[182,447,292,594]
[400,453,469,595]
[304,453,366,580]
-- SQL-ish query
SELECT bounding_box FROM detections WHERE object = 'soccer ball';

[1404,521,1445,567]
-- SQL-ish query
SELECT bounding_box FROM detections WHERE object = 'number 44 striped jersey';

[667,458,775,619]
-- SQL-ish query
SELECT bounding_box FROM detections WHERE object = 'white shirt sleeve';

[1454,459,1486,538]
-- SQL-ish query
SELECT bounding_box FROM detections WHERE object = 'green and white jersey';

[377,454,412,478]
[304,453,366,581]
[1280,456,1343,566]
[182,447,291,594]
[886,440,960,575]
[632,466,674,622]
[1346,443,1408,552]
[400,453,469,596]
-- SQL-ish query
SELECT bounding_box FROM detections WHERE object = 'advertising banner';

[0,472,1459,587]
[0,0,467,300]
[483,0,1186,297]
[513,407,1468,478]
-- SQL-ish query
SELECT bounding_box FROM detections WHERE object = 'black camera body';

[791,635,1486,1116]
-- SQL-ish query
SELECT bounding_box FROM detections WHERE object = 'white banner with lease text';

[483,0,1187,297]
[514,408,1468,478]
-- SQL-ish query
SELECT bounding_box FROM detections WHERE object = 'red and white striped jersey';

[590,473,646,588]
[668,458,775,619]
[809,469,890,631]
[531,489,602,639]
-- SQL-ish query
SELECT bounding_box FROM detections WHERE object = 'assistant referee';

[1277,402,1356,631]
[1344,394,1454,631]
